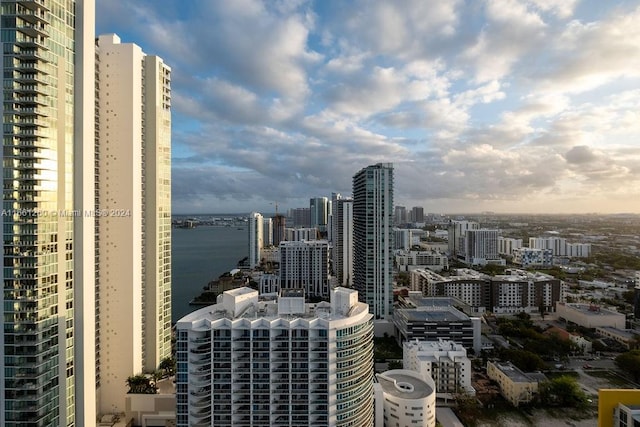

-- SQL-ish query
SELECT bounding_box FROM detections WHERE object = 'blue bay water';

[171,225,248,322]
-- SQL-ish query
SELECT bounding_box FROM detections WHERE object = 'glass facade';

[1,0,77,425]
[352,163,394,319]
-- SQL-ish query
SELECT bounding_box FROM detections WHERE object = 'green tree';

[615,350,640,382]
[539,376,587,408]
[126,374,157,394]
[499,349,545,372]
[159,357,176,377]
[395,272,410,287]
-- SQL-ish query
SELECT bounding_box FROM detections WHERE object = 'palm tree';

[126,374,157,394]
[158,357,176,377]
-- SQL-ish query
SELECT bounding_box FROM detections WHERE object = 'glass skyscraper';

[352,163,394,320]
[1,1,95,425]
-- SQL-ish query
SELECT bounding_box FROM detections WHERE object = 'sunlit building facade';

[95,33,172,414]
[0,1,96,425]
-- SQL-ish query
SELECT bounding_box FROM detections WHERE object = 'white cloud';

[97,1,640,214]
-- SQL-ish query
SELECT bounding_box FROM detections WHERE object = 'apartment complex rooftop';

[178,286,368,326]
[397,306,468,323]
[493,268,557,282]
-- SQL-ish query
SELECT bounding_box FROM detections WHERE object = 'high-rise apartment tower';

[248,212,264,268]
[332,196,353,287]
[310,196,329,233]
[353,163,394,319]
[94,34,172,414]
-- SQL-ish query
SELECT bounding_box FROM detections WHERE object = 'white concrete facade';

[175,287,375,427]
[75,2,98,425]
[556,302,626,328]
[395,250,449,273]
[279,240,329,298]
[498,237,523,255]
[530,237,567,256]
[284,227,317,241]
[374,370,436,427]
[403,339,474,396]
[464,229,500,265]
[530,237,592,258]
[95,34,172,414]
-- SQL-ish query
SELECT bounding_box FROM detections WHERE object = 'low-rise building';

[395,250,449,273]
[556,302,626,328]
[403,339,474,397]
[596,327,639,349]
[487,361,540,407]
[374,370,436,427]
[393,297,481,353]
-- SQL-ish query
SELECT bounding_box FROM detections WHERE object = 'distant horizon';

[171,211,640,217]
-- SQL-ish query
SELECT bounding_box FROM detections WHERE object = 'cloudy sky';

[96,0,640,214]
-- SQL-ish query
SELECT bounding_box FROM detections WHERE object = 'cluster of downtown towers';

[249,162,395,320]
[1,1,172,426]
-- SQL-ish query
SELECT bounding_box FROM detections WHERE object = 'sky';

[95,0,640,215]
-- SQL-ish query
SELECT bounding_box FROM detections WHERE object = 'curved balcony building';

[176,287,374,427]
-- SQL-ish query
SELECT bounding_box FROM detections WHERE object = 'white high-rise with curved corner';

[175,287,375,426]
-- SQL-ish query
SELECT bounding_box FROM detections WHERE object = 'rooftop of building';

[404,338,467,353]
[493,269,557,282]
[490,361,536,383]
[451,268,488,279]
[376,370,434,400]
[396,306,469,323]
[596,326,637,338]
[177,287,370,325]
[558,302,624,316]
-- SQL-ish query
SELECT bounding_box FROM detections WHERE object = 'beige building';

[96,34,172,415]
[487,361,539,407]
[556,302,626,328]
